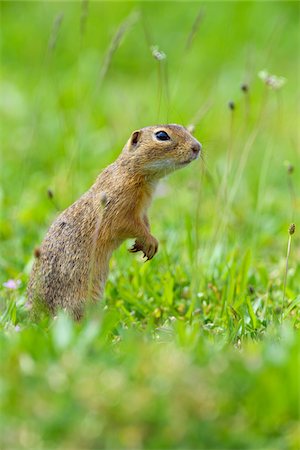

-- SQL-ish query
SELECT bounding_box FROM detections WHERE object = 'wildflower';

[151,45,166,61]
[3,279,21,289]
[258,70,286,90]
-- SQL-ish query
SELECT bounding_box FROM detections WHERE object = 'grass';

[0,2,299,449]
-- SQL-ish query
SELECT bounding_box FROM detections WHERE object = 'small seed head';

[289,223,295,235]
[248,285,255,295]
[241,83,249,93]
[287,164,294,174]
[228,101,235,110]
[47,189,54,199]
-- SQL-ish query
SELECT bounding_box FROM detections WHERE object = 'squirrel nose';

[191,141,201,155]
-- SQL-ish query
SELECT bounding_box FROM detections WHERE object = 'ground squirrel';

[28,124,201,319]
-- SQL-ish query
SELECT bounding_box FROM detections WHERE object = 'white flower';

[258,69,286,90]
[151,45,166,61]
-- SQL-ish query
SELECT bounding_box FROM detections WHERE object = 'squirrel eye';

[155,131,170,141]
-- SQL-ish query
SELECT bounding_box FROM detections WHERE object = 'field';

[0,2,299,449]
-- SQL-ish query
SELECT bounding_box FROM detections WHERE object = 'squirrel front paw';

[129,236,158,261]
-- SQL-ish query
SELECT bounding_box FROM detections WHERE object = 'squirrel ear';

[130,130,141,147]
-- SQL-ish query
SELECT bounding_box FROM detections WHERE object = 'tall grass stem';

[282,224,295,322]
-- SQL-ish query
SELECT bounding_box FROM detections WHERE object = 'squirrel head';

[121,124,202,178]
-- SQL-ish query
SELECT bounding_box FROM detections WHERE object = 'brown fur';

[27,124,201,319]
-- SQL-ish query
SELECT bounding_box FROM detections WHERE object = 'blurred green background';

[0,2,299,449]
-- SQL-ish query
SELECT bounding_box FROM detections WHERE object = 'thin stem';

[282,234,292,322]
[287,175,296,221]
[157,61,163,121]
